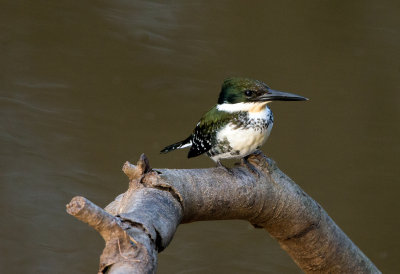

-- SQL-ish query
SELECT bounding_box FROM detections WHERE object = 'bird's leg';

[241,155,261,176]
[216,160,231,174]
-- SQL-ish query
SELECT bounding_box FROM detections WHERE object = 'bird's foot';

[241,156,261,176]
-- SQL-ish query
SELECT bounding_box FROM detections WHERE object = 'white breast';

[212,107,273,161]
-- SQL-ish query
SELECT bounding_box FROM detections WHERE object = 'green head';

[217,77,308,104]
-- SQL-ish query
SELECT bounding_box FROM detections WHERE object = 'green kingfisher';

[161,77,307,167]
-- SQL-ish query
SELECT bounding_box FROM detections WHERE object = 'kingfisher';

[161,77,307,169]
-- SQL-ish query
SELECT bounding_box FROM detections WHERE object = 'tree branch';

[67,151,380,273]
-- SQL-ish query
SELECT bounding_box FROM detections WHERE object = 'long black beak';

[258,89,308,101]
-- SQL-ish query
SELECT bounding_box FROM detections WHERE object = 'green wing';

[188,106,234,158]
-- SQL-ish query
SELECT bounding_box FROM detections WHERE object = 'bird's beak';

[258,89,308,101]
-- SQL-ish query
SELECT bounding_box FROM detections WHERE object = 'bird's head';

[217,78,308,106]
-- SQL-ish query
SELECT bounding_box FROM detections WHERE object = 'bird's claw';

[241,156,261,176]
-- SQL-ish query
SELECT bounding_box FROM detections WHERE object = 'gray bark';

[66,151,380,273]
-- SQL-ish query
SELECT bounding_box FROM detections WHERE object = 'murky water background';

[1,1,399,273]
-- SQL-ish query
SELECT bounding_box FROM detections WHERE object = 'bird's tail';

[160,136,192,154]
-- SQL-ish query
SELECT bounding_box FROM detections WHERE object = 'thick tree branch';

[67,152,380,273]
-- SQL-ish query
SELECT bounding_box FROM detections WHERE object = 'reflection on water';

[1,0,399,273]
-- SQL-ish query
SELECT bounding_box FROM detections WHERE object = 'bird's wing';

[188,106,233,158]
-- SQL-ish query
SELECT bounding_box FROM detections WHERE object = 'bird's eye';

[244,90,254,96]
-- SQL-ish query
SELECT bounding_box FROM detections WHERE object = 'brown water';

[1,1,399,273]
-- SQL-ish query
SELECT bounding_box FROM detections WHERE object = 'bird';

[160,77,308,170]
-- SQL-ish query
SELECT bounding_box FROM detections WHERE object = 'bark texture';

[66,151,380,273]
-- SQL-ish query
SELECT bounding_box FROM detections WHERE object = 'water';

[1,1,399,273]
